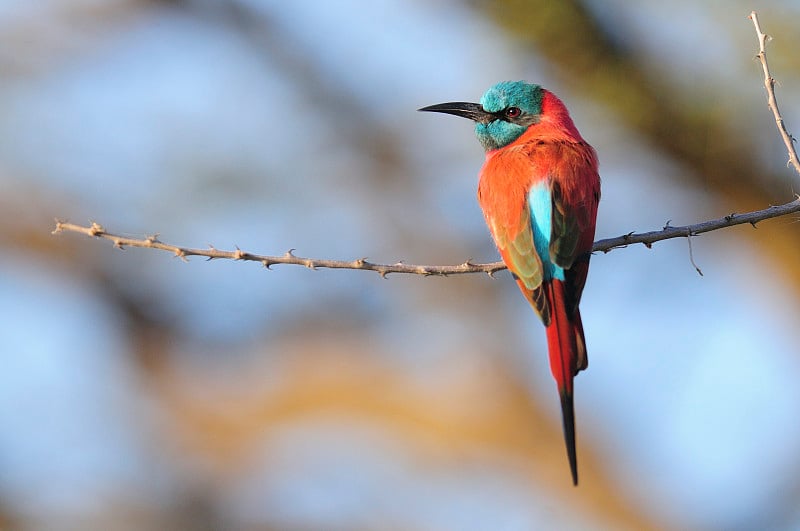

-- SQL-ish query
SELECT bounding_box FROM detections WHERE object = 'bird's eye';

[505,107,521,118]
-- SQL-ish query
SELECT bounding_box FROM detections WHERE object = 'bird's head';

[419,80,544,151]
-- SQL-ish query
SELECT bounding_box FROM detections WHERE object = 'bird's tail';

[545,279,587,486]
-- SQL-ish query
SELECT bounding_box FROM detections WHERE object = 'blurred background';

[2,0,800,529]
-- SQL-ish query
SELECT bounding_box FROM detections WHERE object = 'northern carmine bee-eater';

[420,81,600,485]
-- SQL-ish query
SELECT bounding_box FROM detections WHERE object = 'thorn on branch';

[89,222,105,237]
[663,220,673,230]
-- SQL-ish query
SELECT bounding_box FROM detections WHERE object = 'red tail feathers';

[545,279,586,486]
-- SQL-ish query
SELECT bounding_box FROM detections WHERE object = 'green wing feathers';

[491,208,551,325]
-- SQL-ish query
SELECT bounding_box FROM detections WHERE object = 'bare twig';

[53,12,800,277]
[686,234,703,277]
[51,221,506,278]
[749,11,800,175]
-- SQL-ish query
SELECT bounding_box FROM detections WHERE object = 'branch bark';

[53,11,800,277]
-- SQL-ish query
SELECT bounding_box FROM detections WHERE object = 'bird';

[420,81,600,485]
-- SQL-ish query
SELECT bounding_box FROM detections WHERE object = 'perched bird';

[420,81,600,485]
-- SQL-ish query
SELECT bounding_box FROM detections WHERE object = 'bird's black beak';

[418,102,495,125]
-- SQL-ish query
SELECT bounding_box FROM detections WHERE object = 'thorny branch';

[54,12,800,278]
[51,220,507,277]
[749,11,800,176]
[52,198,800,278]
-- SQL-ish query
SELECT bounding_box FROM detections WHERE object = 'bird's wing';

[547,155,600,314]
[488,199,550,324]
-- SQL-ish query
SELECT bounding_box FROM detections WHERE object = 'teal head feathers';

[419,81,544,151]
